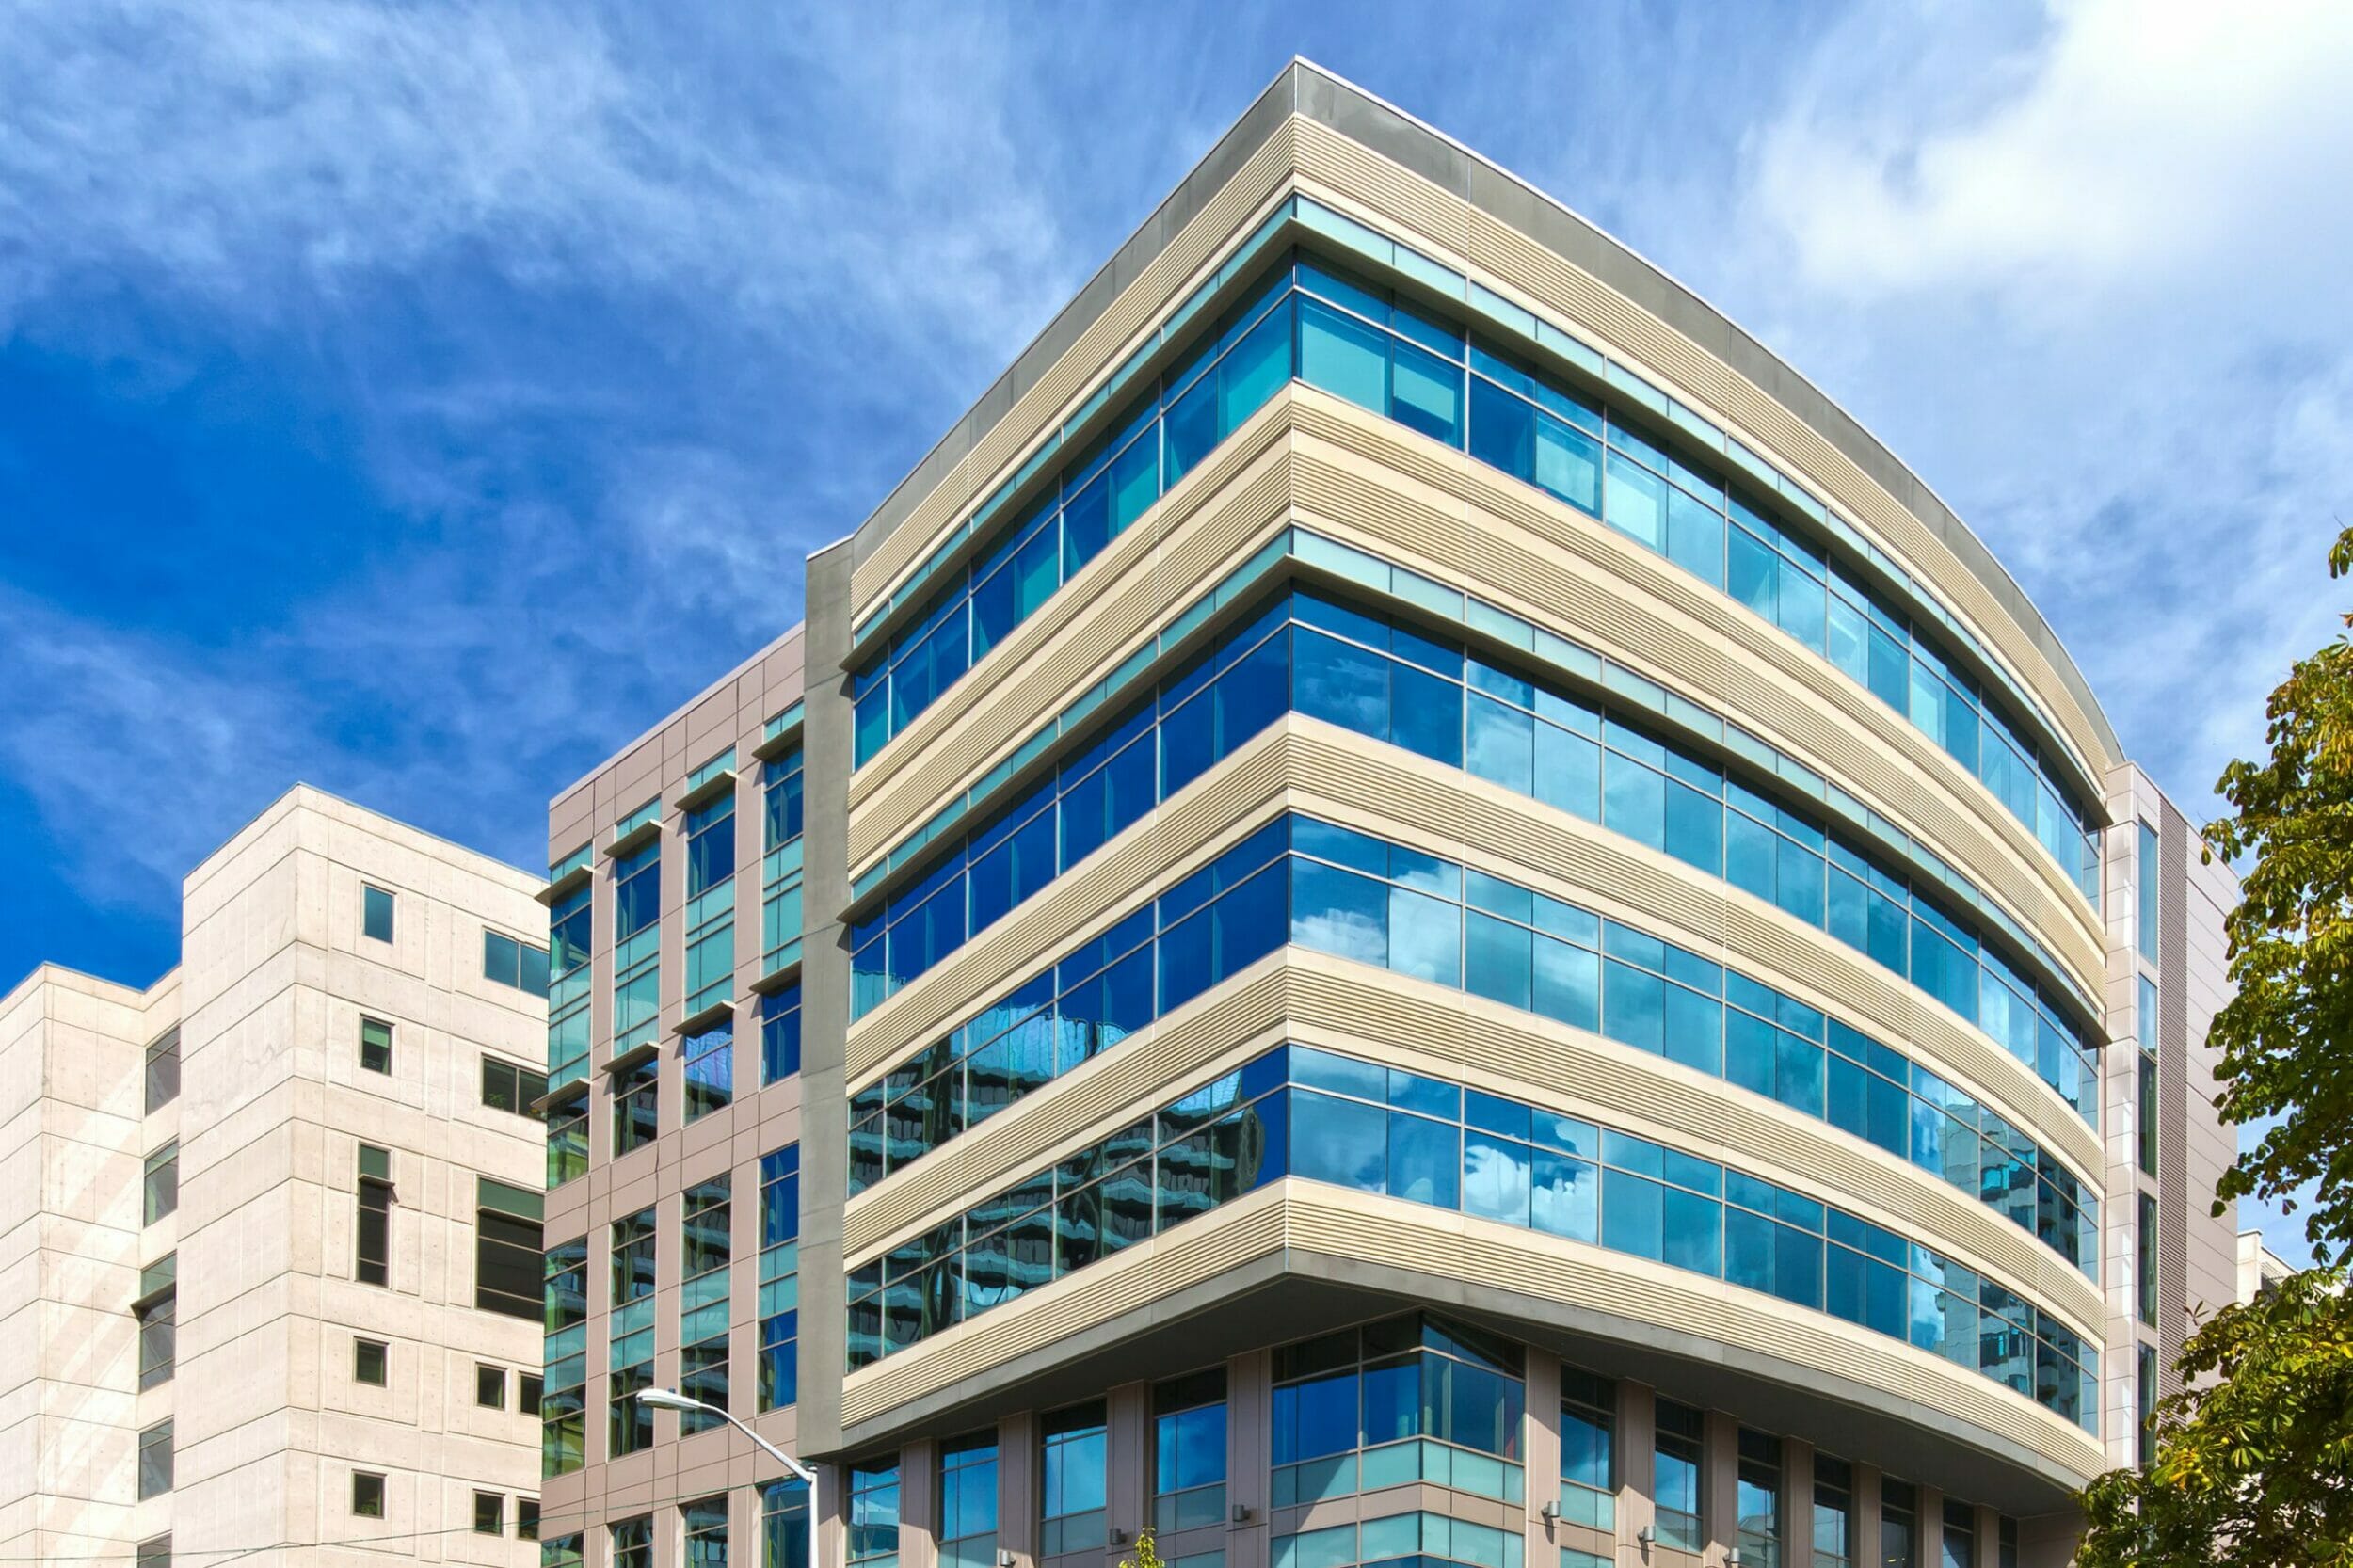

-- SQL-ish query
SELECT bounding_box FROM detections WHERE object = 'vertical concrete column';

[1973,1504,2001,1568]
[1614,1382,1654,1562]
[1780,1440,1812,1568]
[1107,1381,1151,1544]
[1850,1464,1881,1568]
[901,1439,940,1568]
[1227,1349,1273,1568]
[1001,1412,1040,1566]
[1521,1353,1560,1562]
[818,1460,850,1568]
[1702,1410,1738,1566]
[1916,1488,1944,1568]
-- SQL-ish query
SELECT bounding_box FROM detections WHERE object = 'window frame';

[362,884,396,943]
[355,1337,389,1387]
[360,1016,393,1076]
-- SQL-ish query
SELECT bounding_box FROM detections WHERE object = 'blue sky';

[5,0,2348,1261]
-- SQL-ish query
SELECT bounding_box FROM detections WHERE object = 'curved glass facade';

[852,248,2101,903]
[842,1043,2098,1432]
[849,812,2099,1274]
[851,589,2100,1128]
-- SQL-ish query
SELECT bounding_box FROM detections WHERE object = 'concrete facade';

[539,61,2237,1568]
[0,786,550,1566]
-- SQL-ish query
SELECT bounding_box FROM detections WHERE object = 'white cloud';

[1716,0,2353,818]
[1713,0,2353,1264]
[1754,0,2353,325]
[0,0,1077,362]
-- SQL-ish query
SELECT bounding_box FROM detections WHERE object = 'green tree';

[2077,1271,2353,1566]
[2206,528,2353,1263]
[2077,525,2353,1565]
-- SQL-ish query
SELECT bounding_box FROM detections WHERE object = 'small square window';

[362,885,395,943]
[353,1470,385,1518]
[473,1491,504,1535]
[520,1372,544,1416]
[518,1497,540,1542]
[360,1017,392,1075]
[477,1363,505,1408]
[355,1338,388,1386]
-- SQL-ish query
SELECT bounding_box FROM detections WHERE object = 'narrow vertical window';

[1558,1368,1615,1531]
[2137,1344,2159,1467]
[362,884,396,943]
[614,1055,659,1155]
[547,1097,589,1188]
[137,1420,174,1499]
[143,1140,179,1224]
[684,1018,734,1121]
[1940,1501,1975,1568]
[2138,1192,2159,1327]
[1151,1368,1227,1533]
[2137,822,2160,963]
[1040,1401,1109,1555]
[685,1496,729,1564]
[360,1016,392,1075]
[609,1208,657,1457]
[758,1146,800,1412]
[680,1177,732,1431]
[1812,1454,1852,1568]
[764,1479,811,1568]
[1653,1399,1705,1553]
[144,1027,180,1112]
[761,983,803,1085]
[1881,1480,1917,1568]
[135,1255,176,1389]
[477,1364,505,1407]
[938,1435,1000,1568]
[356,1144,392,1286]
[542,1238,589,1477]
[473,1493,504,1536]
[847,1462,901,1568]
[1736,1430,1781,1568]
[352,1471,386,1517]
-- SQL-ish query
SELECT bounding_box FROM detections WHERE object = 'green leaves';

[2078,1272,2353,1568]
[2206,526,2353,1267]
[2078,525,2353,1565]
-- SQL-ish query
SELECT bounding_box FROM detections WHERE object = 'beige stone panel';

[847,404,1299,838]
[847,728,1297,1080]
[1279,396,2104,975]
[848,120,2106,795]
[848,722,2103,1185]
[844,392,2099,998]
[843,944,2099,1340]
[852,125,1300,613]
[840,1185,2105,1485]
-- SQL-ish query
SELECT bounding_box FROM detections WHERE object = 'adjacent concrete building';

[0,786,552,1566]
[536,62,2238,1568]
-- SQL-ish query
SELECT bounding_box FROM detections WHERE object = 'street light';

[637,1388,817,1568]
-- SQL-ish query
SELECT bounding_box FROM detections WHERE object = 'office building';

[536,61,2236,1568]
[0,786,551,1565]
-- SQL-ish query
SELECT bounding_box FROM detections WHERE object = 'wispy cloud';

[1705,0,2353,818]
